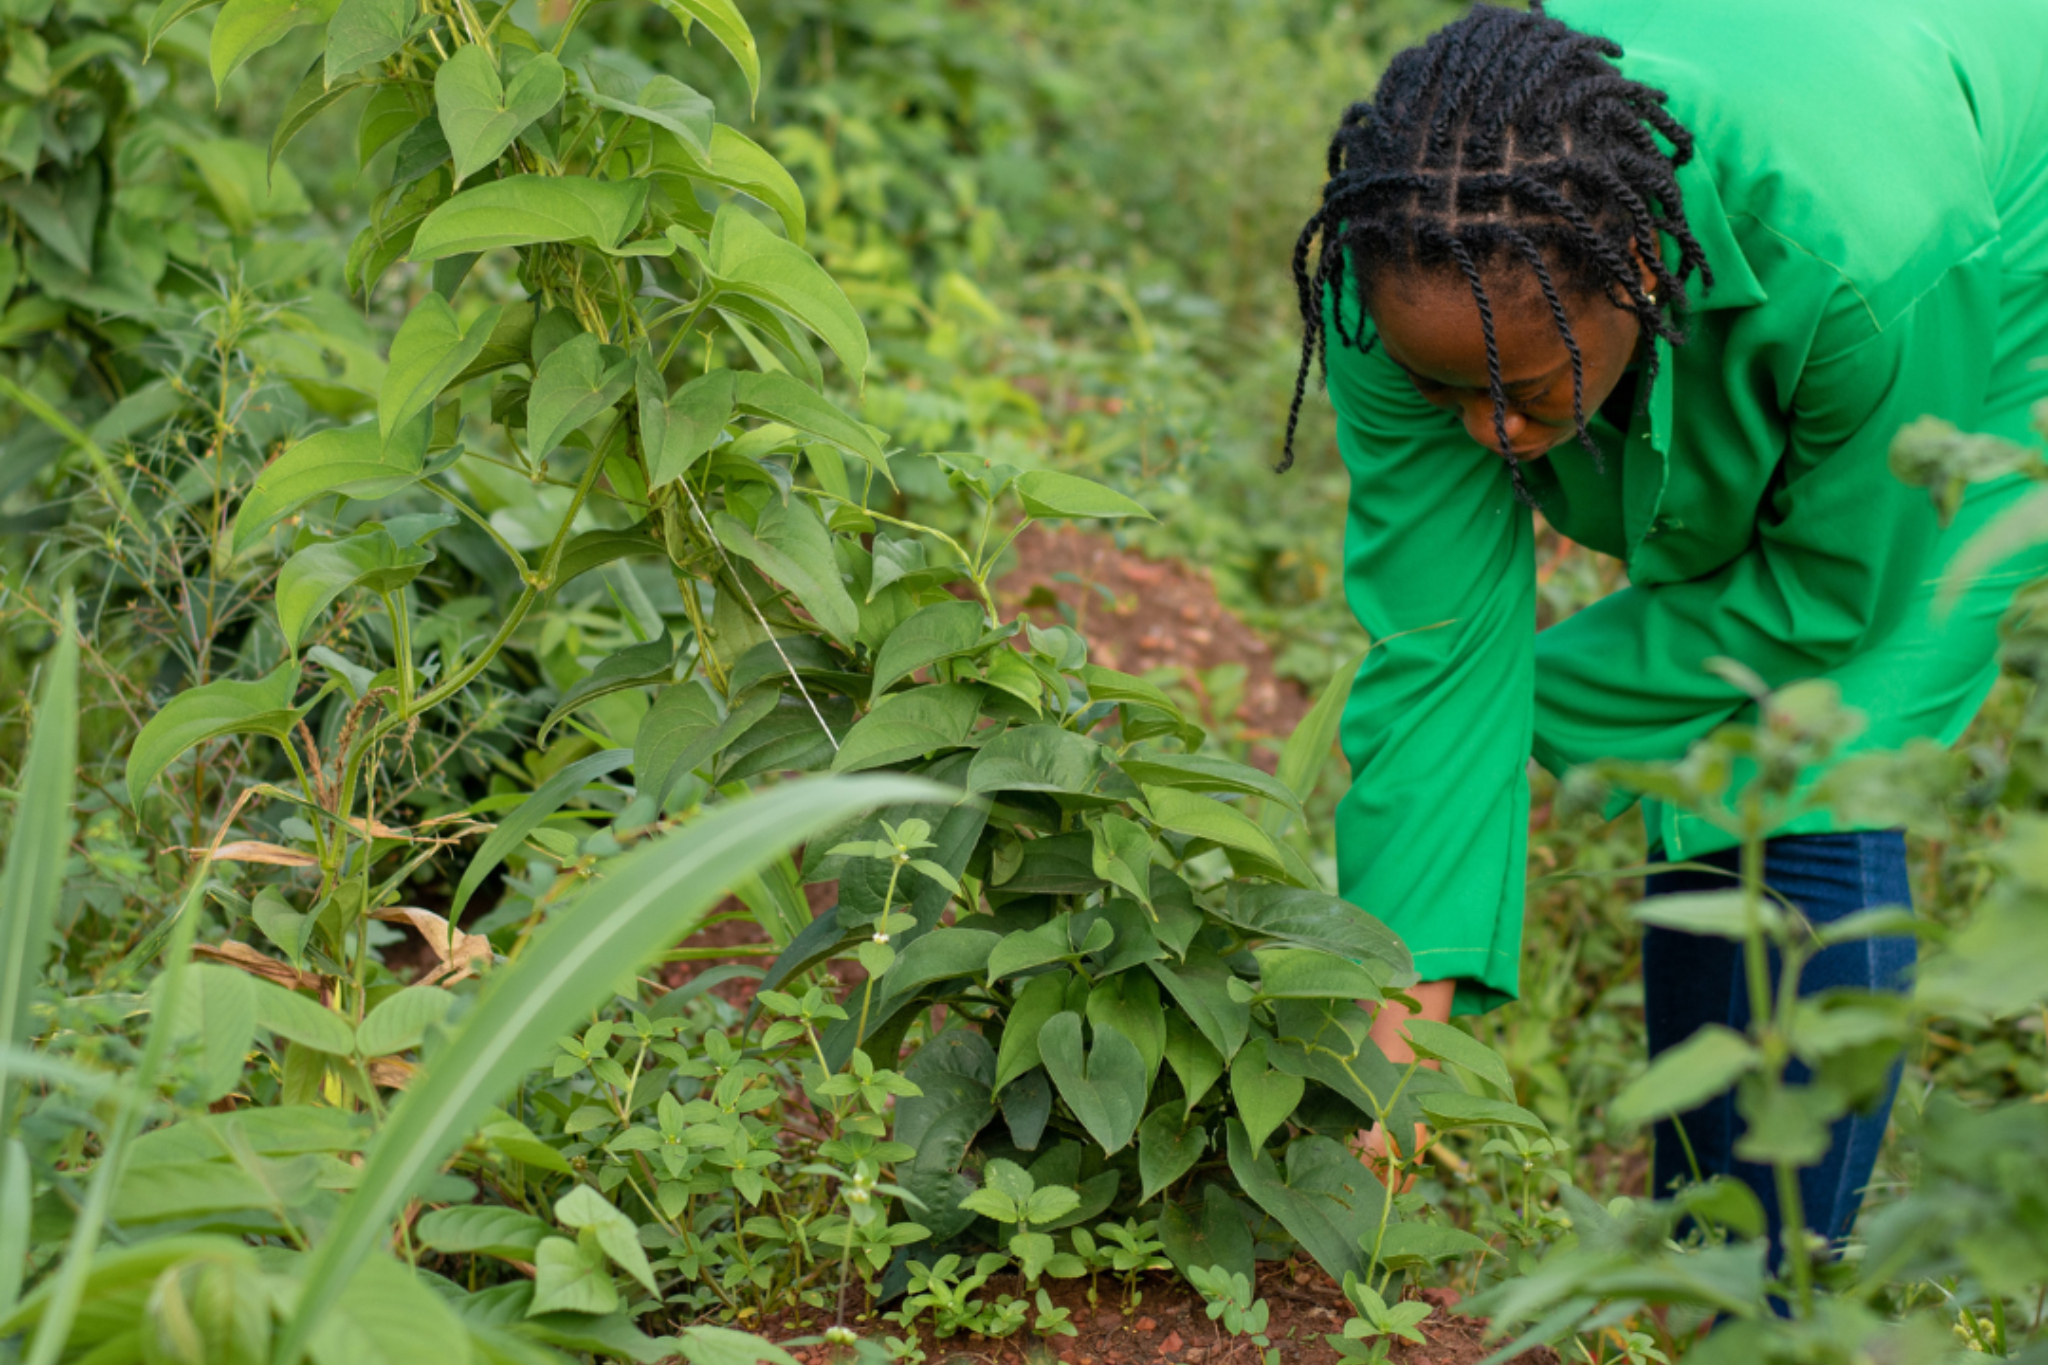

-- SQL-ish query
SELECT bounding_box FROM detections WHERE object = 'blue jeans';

[1643,830,1915,1256]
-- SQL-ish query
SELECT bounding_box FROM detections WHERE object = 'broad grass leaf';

[714,495,858,647]
[1137,1107,1206,1202]
[653,0,759,107]
[870,599,984,700]
[416,1205,547,1260]
[125,660,302,802]
[0,601,73,1132]
[831,683,981,772]
[0,1140,27,1317]
[231,412,431,554]
[1015,469,1152,522]
[527,331,632,458]
[408,174,647,260]
[1609,1024,1757,1129]
[1141,786,1284,868]
[967,725,1103,795]
[210,0,336,96]
[731,371,885,475]
[584,72,713,156]
[274,775,943,1362]
[1228,1037,1304,1150]
[1400,1019,1515,1101]
[324,0,409,81]
[435,46,563,185]
[1224,1122,1381,1285]
[380,294,502,438]
[449,748,634,916]
[1038,1011,1144,1156]
[354,986,454,1058]
[276,528,434,649]
[1416,1092,1548,1133]
[708,206,867,380]
[249,975,356,1055]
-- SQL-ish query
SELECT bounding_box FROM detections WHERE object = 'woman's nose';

[1460,400,1526,453]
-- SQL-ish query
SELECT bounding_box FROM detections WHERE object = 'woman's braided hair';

[1279,2,1713,500]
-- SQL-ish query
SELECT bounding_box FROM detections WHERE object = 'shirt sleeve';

[1327,319,1537,1015]
[1532,255,2002,780]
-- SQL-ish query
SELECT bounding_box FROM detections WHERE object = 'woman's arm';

[1326,300,1539,1015]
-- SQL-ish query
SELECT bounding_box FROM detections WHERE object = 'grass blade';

[0,597,78,1135]
[275,773,947,1365]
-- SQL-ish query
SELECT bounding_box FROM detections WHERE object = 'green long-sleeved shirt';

[1330,0,2048,1012]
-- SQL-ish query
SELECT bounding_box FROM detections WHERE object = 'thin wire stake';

[677,480,841,752]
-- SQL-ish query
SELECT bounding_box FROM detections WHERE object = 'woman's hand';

[1354,978,1458,1190]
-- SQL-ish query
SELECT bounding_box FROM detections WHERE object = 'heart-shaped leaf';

[275,527,435,648]
[380,293,501,438]
[1138,1107,1207,1201]
[526,331,632,458]
[210,0,336,96]
[435,45,563,184]
[127,661,304,801]
[584,68,713,155]
[231,411,432,554]
[1229,1037,1305,1150]
[871,599,986,700]
[324,0,410,81]
[408,174,647,260]
[714,495,859,647]
[1039,1011,1146,1156]
[644,368,735,486]
[708,204,868,381]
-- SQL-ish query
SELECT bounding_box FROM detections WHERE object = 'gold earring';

[1647,289,1659,306]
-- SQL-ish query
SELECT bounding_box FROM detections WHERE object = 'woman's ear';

[1630,240,1662,306]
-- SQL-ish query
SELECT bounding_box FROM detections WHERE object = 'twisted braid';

[1278,2,1713,481]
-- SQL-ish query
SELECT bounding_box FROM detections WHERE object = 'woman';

[1290,0,2048,1252]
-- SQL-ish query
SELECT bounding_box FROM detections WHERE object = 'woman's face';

[1368,265,1643,462]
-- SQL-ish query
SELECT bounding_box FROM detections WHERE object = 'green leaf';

[987,916,1077,986]
[381,294,502,439]
[272,61,367,174]
[893,1029,996,1241]
[249,976,357,1055]
[416,1206,548,1261]
[450,749,636,916]
[708,205,867,381]
[1085,970,1166,1079]
[162,963,257,1103]
[409,174,647,260]
[830,683,981,772]
[527,331,632,458]
[231,414,431,555]
[714,496,859,647]
[1370,1223,1491,1271]
[126,661,302,802]
[1142,786,1286,870]
[324,0,411,81]
[644,368,734,486]
[1225,1123,1382,1285]
[1272,647,1366,820]
[354,987,454,1058]
[540,637,676,743]
[150,0,224,55]
[1090,814,1155,908]
[556,1185,657,1294]
[1014,469,1152,522]
[676,1327,801,1365]
[1230,1037,1304,1150]
[210,0,337,96]
[0,601,74,1133]
[731,371,886,477]
[435,45,563,185]
[181,135,310,231]
[1137,1108,1206,1202]
[870,599,985,700]
[530,1235,617,1316]
[1038,1011,1146,1156]
[652,125,803,243]
[1118,752,1300,820]
[653,0,759,107]
[356,85,416,164]
[1416,1092,1548,1133]
[546,522,663,599]
[993,970,1069,1093]
[633,680,724,801]
[1609,1025,1758,1129]
[0,1141,28,1318]
[276,528,435,649]
[1213,885,1411,978]
[1630,890,1781,941]
[1160,1183,1254,1283]
[1399,1020,1515,1102]
[1252,947,1383,1002]
[967,725,1104,795]
[1162,1013,1223,1117]
[1148,950,1249,1061]
[584,71,712,156]
[274,775,942,1362]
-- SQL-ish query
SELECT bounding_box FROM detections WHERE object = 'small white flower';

[872,931,890,944]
